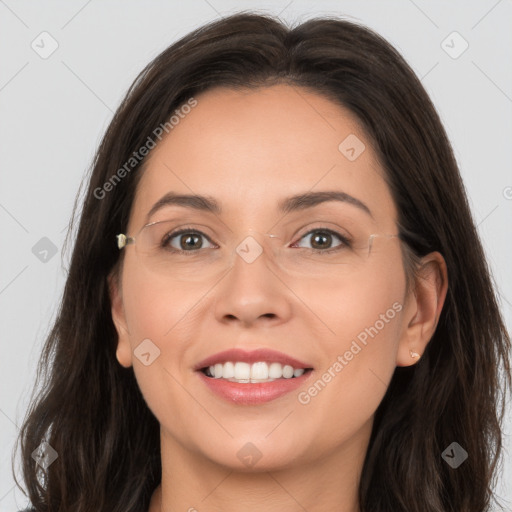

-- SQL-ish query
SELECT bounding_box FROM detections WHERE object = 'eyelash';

[161,226,352,254]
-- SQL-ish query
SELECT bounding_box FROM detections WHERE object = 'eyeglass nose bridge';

[233,229,282,266]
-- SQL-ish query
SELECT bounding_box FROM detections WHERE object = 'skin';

[108,84,448,512]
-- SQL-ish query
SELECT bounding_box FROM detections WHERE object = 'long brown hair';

[13,12,511,512]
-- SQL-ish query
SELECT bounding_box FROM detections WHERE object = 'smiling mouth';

[199,361,314,383]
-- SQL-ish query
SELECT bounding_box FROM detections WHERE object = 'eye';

[159,226,350,253]
[163,229,216,252]
[292,228,351,251]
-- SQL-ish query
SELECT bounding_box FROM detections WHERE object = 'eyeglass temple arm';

[368,233,401,254]
[115,230,277,251]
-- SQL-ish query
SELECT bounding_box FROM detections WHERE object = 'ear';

[108,269,133,368]
[396,251,448,367]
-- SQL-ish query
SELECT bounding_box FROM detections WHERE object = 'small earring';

[410,350,420,359]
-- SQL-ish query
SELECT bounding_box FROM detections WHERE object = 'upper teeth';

[207,361,306,381]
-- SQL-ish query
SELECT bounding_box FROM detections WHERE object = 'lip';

[196,368,314,405]
[193,348,313,371]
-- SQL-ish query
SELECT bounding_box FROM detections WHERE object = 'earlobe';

[396,251,448,367]
[107,270,133,368]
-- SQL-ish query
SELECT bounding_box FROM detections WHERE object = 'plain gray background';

[1,1,511,510]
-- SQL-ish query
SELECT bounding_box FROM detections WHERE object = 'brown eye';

[310,232,332,250]
[294,229,350,251]
[163,229,215,252]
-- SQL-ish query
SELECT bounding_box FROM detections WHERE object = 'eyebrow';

[145,190,373,223]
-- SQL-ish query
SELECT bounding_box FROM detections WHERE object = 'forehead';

[128,84,397,232]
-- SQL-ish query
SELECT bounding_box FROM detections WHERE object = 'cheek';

[295,257,405,436]
[119,272,219,452]
[119,263,204,415]
[300,251,405,350]
[121,256,209,342]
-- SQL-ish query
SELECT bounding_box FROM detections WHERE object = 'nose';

[213,230,292,327]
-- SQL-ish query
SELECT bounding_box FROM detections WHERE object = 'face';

[110,84,415,471]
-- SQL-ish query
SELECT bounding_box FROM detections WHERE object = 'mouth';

[193,348,314,404]
[198,361,314,383]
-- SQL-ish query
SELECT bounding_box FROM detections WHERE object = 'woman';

[13,12,511,512]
